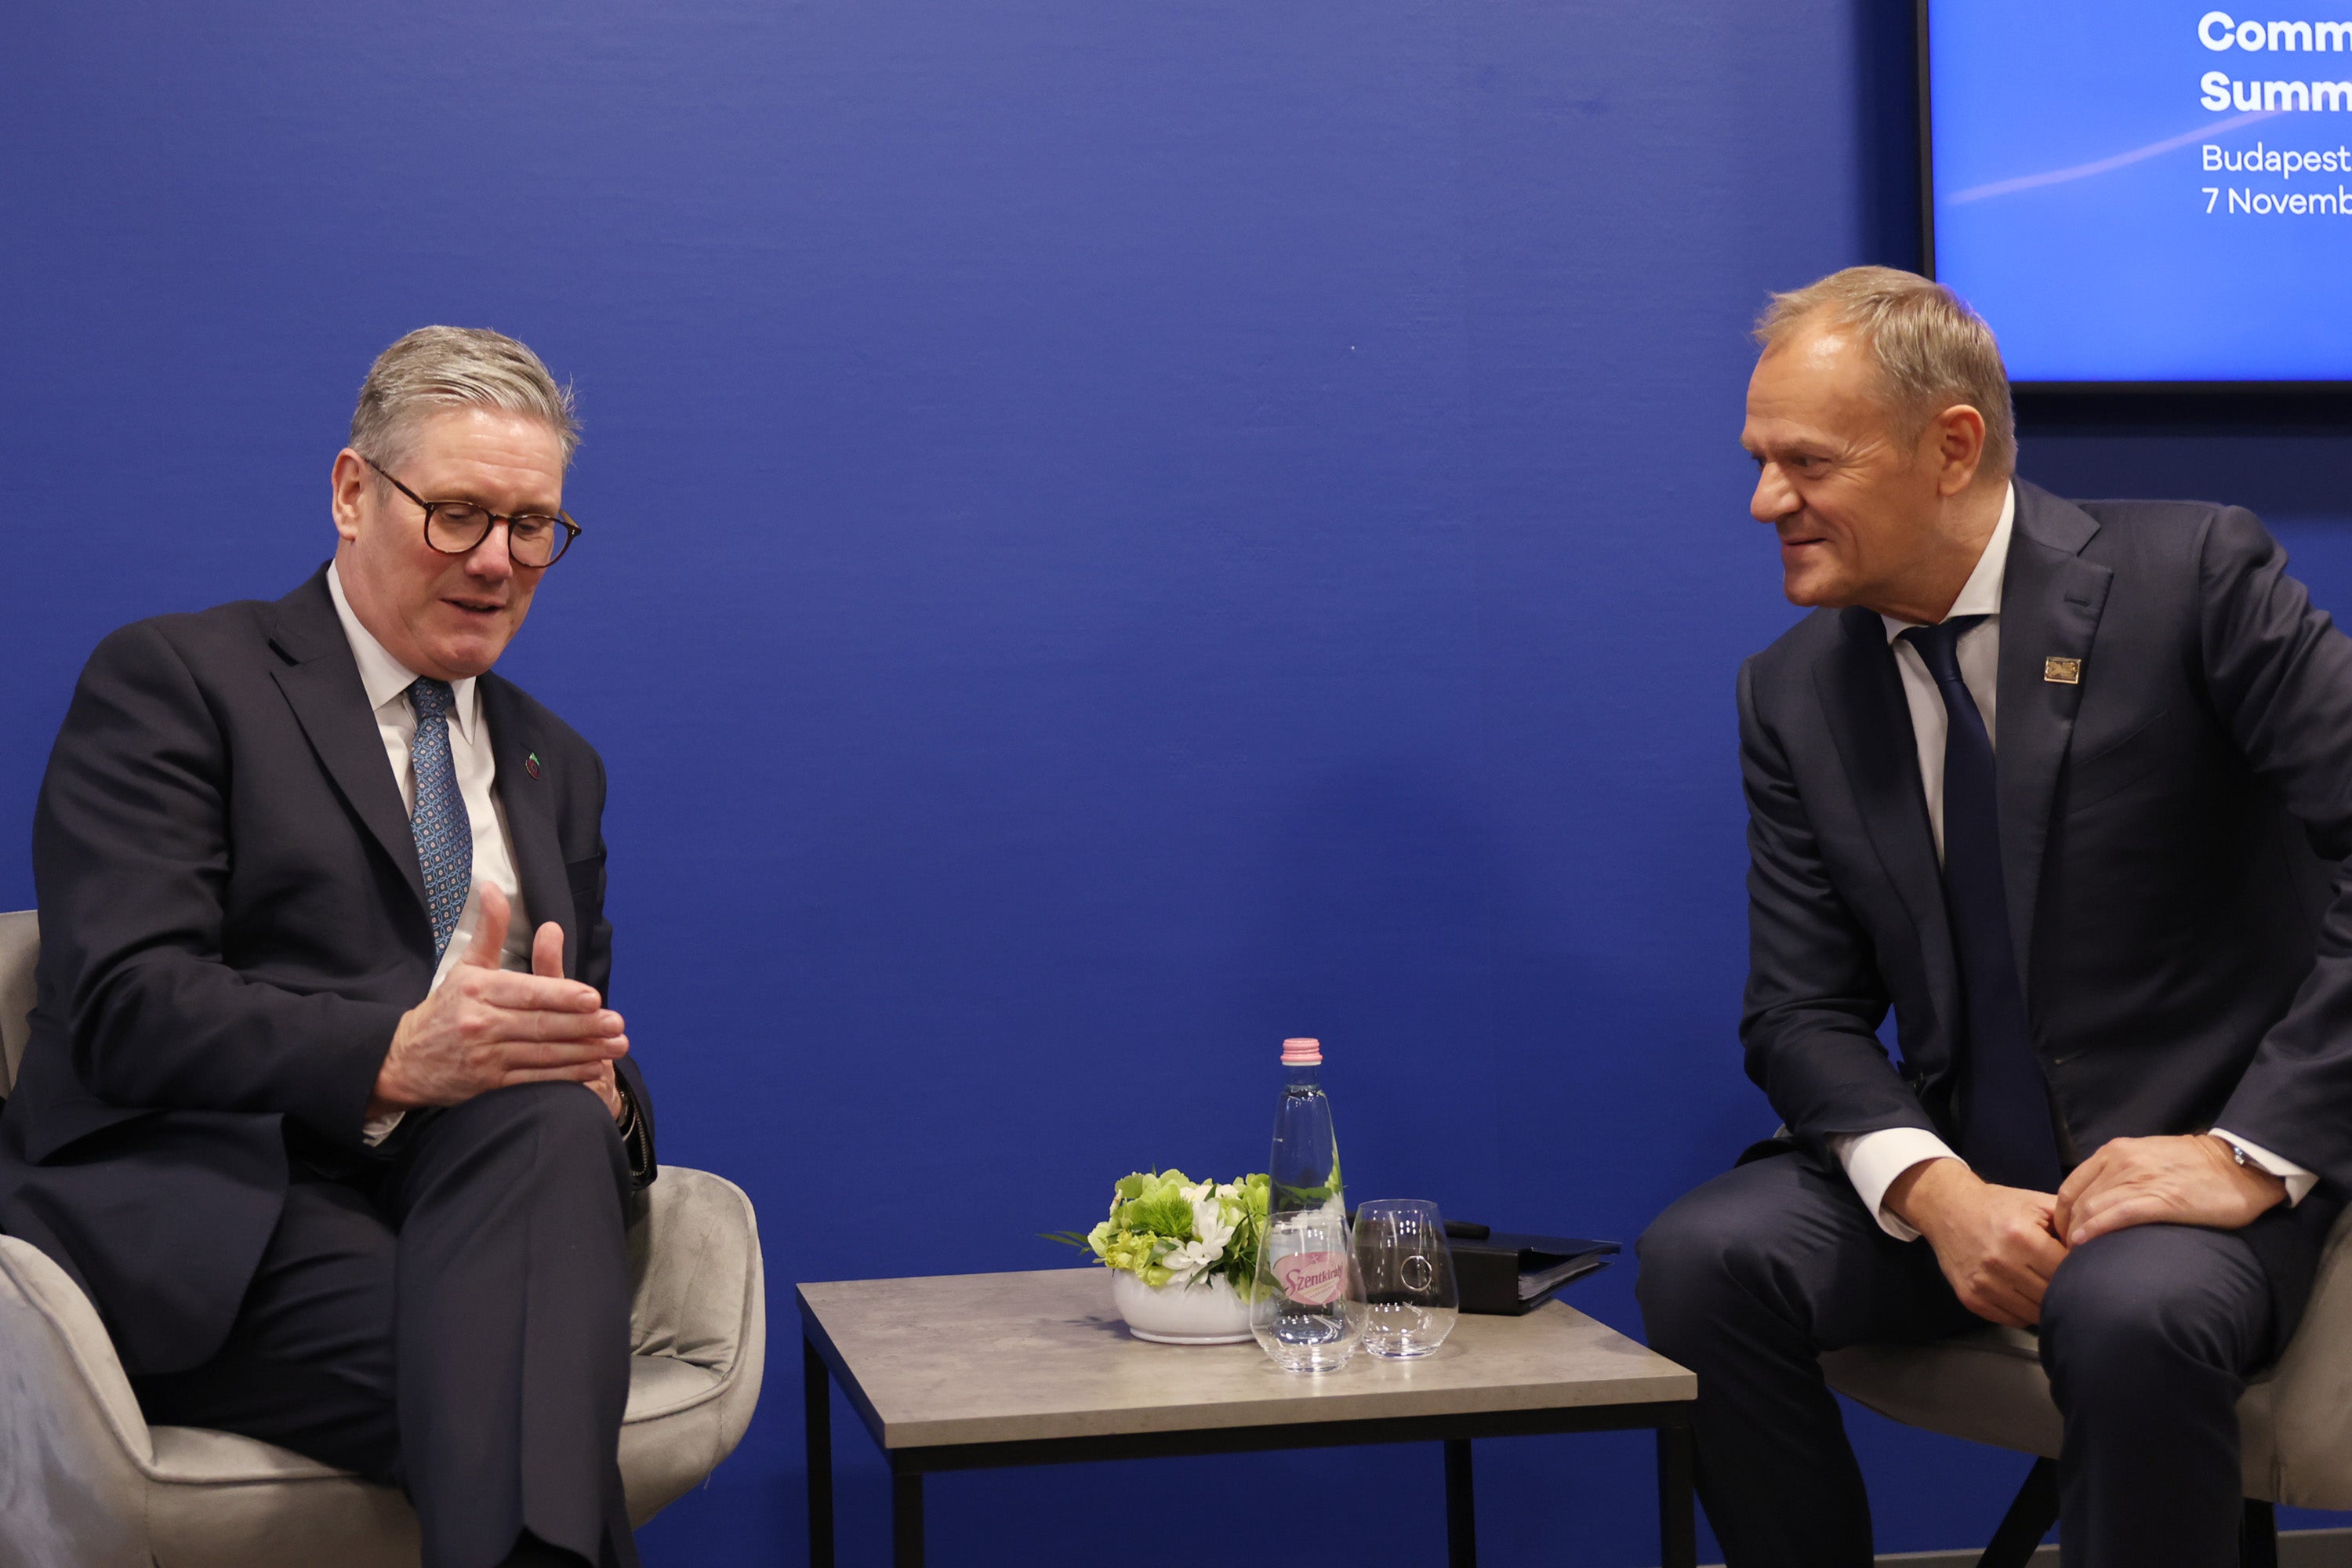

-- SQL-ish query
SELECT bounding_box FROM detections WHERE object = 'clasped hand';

[368,884,629,1122]
[1889,1135,2285,1327]
[1887,1159,2063,1328]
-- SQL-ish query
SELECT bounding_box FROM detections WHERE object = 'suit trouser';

[1635,1147,2333,1568]
[129,1083,640,1568]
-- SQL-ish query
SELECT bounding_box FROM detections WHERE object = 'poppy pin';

[525,752,542,780]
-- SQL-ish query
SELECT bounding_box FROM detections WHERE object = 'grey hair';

[1755,266,2016,478]
[349,326,579,470]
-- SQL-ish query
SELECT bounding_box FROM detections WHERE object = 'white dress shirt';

[1826,485,2314,1238]
[328,563,532,1144]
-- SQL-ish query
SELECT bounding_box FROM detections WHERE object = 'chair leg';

[2240,1499,2278,1568]
[1976,1457,2059,1568]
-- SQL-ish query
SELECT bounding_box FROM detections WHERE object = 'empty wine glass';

[1356,1200,1457,1358]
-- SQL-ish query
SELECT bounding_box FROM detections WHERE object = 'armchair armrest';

[0,1236,154,1568]
[626,1165,764,1377]
[618,1165,767,1526]
[2253,1202,2352,1508]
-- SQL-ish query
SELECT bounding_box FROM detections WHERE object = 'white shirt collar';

[325,561,477,741]
[1881,481,2016,644]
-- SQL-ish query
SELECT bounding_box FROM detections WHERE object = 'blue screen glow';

[1930,2,2352,382]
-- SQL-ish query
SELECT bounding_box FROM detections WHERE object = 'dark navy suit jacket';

[0,567,655,1376]
[1740,481,2352,1197]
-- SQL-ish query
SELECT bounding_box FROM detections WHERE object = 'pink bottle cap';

[1280,1037,1323,1065]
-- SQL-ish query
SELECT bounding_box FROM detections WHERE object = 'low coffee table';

[798,1269,1697,1567]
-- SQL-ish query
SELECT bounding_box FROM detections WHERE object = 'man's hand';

[1886,1157,2069,1327]
[368,884,628,1117]
[2052,1134,2285,1248]
[529,918,626,1123]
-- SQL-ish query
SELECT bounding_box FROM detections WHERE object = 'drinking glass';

[1356,1200,1458,1358]
[1250,1207,1368,1373]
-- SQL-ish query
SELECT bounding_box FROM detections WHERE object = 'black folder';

[1443,1225,1618,1316]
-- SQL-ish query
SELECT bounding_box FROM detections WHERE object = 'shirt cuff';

[2209,1128,2318,1206]
[1828,1127,1962,1242]
[361,1109,405,1146]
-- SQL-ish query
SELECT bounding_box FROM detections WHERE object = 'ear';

[1926,404,1988,499]
[330,448,370,545]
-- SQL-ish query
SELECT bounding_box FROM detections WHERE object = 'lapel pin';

[524,752,542,779]
[2043,657,2082,685]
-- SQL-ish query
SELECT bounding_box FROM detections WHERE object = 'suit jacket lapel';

[478,675,579,978]
[1996,482,2112,986]
[1814,607,1956,985]
[266,571,430,928]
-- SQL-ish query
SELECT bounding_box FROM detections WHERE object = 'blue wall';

[4,3,2346,1563]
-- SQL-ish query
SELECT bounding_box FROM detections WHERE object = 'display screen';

[1927,2,2352,384]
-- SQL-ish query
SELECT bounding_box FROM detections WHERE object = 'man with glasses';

[0,327,651,1568]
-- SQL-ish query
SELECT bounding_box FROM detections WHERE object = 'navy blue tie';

[407,677,474,961]
[1901,619,2065,1192]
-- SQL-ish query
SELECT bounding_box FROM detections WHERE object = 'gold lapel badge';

[2043,657,2082,685]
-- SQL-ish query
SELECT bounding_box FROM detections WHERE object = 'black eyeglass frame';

[361,456,582,567]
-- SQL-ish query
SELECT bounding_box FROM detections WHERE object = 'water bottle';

[1251,1037,1367,1372]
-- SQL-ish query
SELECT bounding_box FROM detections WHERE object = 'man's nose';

[1751,464,1797,525]
[466,524,515,580]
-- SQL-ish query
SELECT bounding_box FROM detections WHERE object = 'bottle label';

[1275,1250,1350,1305]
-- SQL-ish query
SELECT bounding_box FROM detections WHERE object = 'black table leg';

[1657,1413,1697,1568]
[805,1339,835,1568]
[892,1468,926,1568]
[1444,1439,1477,1568]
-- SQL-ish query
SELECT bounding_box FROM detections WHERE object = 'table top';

[797,1268,1694,1450]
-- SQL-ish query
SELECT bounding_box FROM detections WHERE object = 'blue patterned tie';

[407,677,473,960]
[1901,618,2065,1192]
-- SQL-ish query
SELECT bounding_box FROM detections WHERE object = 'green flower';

[1236,1173,1269,1216]
[1111,1171,1157,1204]
[1120,1189,1193,1239]
[1062,1171,1270,1286]
[1104,1171,1194,1239]
[1091,1230,1137,1272]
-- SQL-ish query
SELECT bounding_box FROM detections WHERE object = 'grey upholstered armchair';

[0,909,767,1568]
[1819,1183,2352,1568]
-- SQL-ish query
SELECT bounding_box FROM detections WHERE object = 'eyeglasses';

[362,457,581,568]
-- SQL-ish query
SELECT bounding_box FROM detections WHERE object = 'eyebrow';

[426,489,563,515]
[1748,431,1836,458]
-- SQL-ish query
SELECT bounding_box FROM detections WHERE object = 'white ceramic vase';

[1111,1269,1255,1344]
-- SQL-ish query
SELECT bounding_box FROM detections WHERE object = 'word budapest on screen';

[1929,2,2352,382]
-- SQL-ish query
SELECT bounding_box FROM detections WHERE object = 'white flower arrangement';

[1048,1170,1270,1294]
